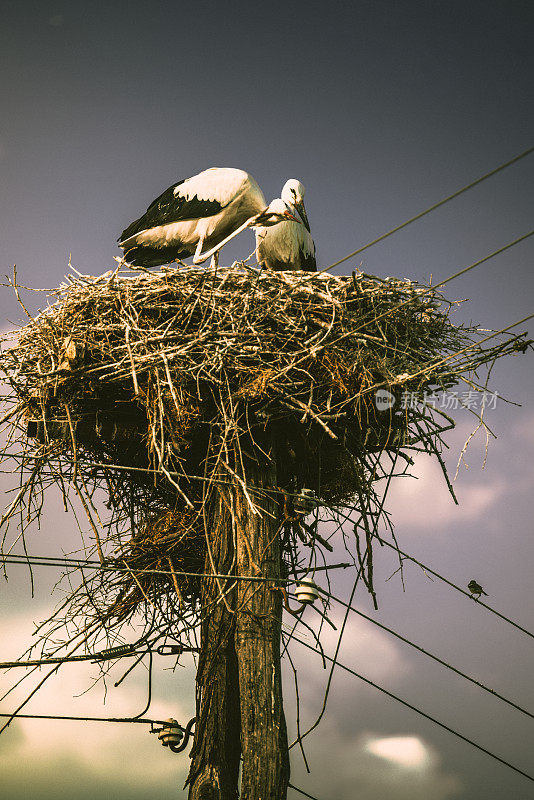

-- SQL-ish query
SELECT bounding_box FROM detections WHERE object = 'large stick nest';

[0,264,529,644]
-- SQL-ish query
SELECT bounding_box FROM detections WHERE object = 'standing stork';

[255,179,316,271]
[118,167,267,267]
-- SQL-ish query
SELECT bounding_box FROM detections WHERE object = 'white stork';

[192,198,300,264]
[118,167,267,267]
[255,179,316,271]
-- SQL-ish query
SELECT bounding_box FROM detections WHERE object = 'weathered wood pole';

[187,435,289,799]
[234,438,290,800]
[187,481,241,800]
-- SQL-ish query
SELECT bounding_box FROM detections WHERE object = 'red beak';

[284,211,299,222]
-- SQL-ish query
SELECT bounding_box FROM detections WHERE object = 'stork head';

[251,198,299,228]
[281,179,310,232]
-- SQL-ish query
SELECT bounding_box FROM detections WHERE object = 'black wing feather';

[299,248,316,271]
[120,244,192,268]
[118,179,224,243]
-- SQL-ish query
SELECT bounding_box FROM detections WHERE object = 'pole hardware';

[295,578,320,605]
[95,643,138,661]
[156,644,199,656]
[151,716,196,753]
[294,488,317,516]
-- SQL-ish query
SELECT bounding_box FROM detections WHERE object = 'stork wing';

[118,168,253,244]
[294,217,317,271]
[119,180,225,243]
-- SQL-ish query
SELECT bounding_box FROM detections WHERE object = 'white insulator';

[294,488,316,516]
[158,718,184,748]
[295,579,320,605]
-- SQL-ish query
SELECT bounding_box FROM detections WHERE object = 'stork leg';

[193,216,256,265]
[192,236,206,265]
[210,252,219,269]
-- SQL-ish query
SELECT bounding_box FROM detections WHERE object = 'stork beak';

[283,210,299,223]
[294,200,310,232]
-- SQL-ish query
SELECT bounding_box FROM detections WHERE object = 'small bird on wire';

[468,579,488,598]
[255,179,316,271]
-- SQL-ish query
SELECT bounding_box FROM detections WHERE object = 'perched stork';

[118,167,266,267]
[192,199,300,264]
[255,179,316,271]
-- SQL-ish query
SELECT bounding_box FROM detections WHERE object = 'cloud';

[291,724,462,800]
[364,734,434,768]
[0,608,193,796]
[284,605,407,693]
[385,453,505,531]
[511,412,534,448]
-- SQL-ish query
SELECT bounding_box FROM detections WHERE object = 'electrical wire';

[0,647,154,734]
[316,586,534,719]
[377,537,534,640]
[0,553,350,582]
[435,230,534,288]
[288,782,323,800]
[0,644,143,669]
[329,506,534,641]
[292,634,534,783]
[324,144,534,272]
[0,712,169,725]
[4,516,534,644]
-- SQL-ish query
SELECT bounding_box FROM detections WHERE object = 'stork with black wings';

[118,167,268,268]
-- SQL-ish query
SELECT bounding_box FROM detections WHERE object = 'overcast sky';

[1,2,533,799]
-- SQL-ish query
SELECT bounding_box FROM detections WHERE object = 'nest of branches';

[0,263,529,643]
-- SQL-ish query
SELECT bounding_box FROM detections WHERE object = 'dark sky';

[1,2,533,799]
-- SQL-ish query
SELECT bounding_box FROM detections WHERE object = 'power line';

[292,634,534,784]
[0,642,200,670]
[288,782,322,800]
[0,643,155,735]
[435,230,534,288]
[328,506,534,641]
[343,246,534,383]
[318,586,534,719]
[324,145,534,272]
[0,553,350,582]
[377,537,534,641]
[4,516,534,645]
[0,711,171,725]
[5,552,531,717]
[0,644,142,669]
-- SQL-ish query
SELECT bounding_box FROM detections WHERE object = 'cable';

[0,644,143,669]
[377,538,534,641]
[435,230,534,288]
[292,634,534,783]
[0,712,169,725]
[328,506,534,641]
[21,459,319,501]
[317,586,534,719]
[324,145,534,272]
[336,250,533,387]
[288,782,323,800]
[290,567,364,748]
[0,553,350,582]
[4,521,533,645]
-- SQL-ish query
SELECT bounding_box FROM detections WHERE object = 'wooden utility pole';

[187,435,289,799]
[234,442,289,800]
[187,481,241,800]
